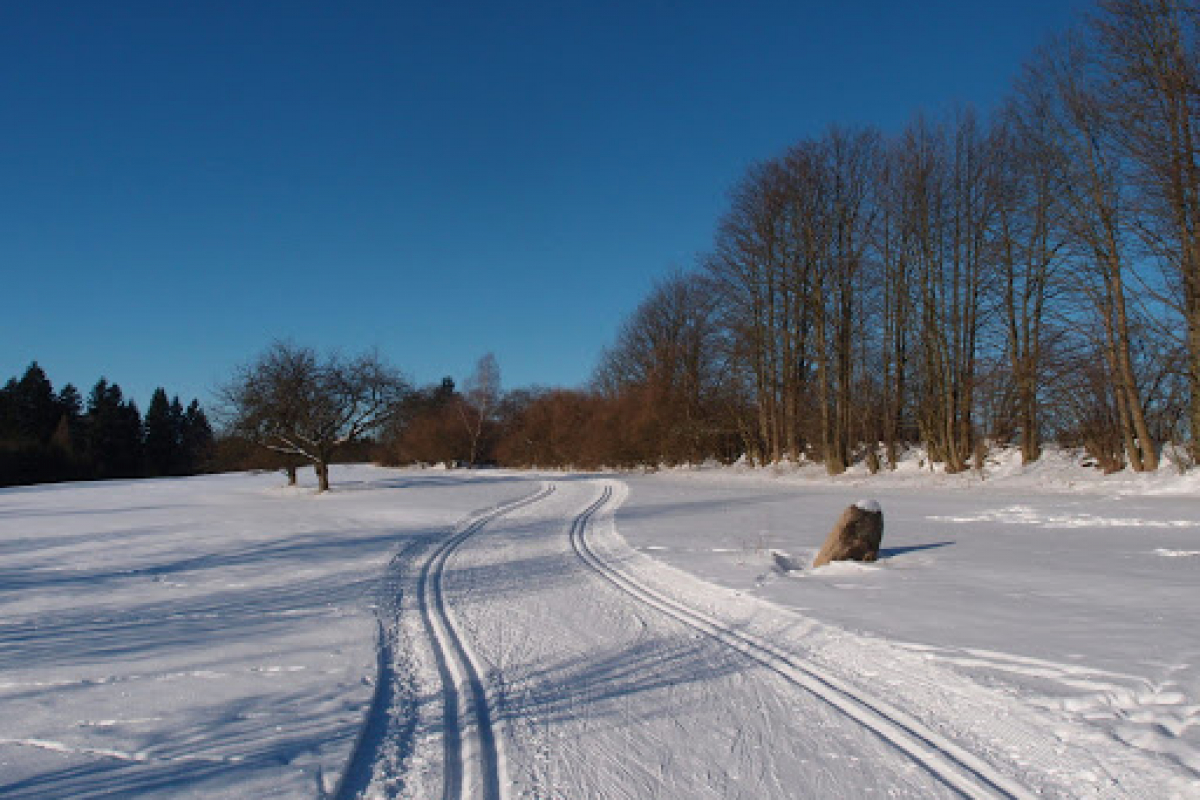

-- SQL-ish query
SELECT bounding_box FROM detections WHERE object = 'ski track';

[337,475,1193,798]
[567,480,1033,800]
[337,484,556,800]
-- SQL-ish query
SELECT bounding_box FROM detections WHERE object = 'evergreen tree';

[7,363,60,443]
[144,388,182,476]
[0,380,14,442]
[181,399,214,473]
[0,367,210,485]
[57,383,83,421]
[0,365,79,485]
[84,379,144,478]
[49,415,73,456]
[54,383,84,457]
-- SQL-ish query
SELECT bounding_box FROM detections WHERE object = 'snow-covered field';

[1,454,1197,798]
[0,469,523,798]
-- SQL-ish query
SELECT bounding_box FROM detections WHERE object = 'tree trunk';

[1020,376,1041,464]
[1189,283,1200,461]
[1109,261,1159,471]
[286,464,297,486]
[315,462,330,492]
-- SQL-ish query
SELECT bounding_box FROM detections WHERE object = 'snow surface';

[0,452,1197,798]
[0,469,523,798]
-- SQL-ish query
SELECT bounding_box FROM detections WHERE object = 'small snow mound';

[854,498,881,513]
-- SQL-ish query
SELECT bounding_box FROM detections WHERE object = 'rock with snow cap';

[812,499,884,568]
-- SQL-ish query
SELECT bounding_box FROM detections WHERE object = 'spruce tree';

[9,363,59,443]
[0,380,15,442]
[0,365,81,486]
[181,399,214,473]
[57,384,83,422]
[85,379,144,478]
[54,384,84,457]
[144,388,181,476]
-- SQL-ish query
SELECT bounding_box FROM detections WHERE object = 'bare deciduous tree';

[222,342,408,491]
[1034,33,1160,470]
[996,77,1072,464]
[1094,0,1200,458]
[593,270,729,464]
[460,353,501,466]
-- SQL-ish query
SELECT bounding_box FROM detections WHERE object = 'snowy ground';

[1,454,1197,798]
[0,469,523,798]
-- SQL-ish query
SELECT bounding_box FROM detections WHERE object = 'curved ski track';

[566,480,1036,800]
[422,484,556,800]
[338,484,555,800]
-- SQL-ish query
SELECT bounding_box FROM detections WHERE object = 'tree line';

[392,0,1197,475]
[0,362,214,487]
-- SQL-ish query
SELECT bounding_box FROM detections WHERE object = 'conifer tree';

[181,399,214,473]
[6,363,60,443]
[144,388,182,476]
[84,379,144,478]
[57,384,82,419]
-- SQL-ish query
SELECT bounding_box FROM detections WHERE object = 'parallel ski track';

[420,484,556,800]
[567,481,1036,800]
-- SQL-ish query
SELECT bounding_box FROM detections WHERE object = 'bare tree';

[222,342,408,491]
[556,3,1197,474]
[1094,0,1200,458]
[996,76,1072,463]
[873,137,919,468]
[592,270,729,464]
[891,111,1001,473]
[815,126,880,473]
[460,353,501,466]
[1035,33,1160,470]
[705,160,796,464]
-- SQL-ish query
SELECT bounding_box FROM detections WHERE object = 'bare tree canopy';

[221,341,408,490]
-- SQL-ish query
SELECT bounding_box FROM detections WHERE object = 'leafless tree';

[996,76,1072,463]
[1032,33,1161,470]
[222,342,408,491]
[704,157,809,464]
[593,270,731,464]
[891,111,1001,473]
[534,0,1199,474]
[1093,0,1200,457]
[460,353,501,466]
[814,127,880,473]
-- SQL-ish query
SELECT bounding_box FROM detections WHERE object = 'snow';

[0,468,522,798]
[615,449,1200,794]
[1,452,1197,798]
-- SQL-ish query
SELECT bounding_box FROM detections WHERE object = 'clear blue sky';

[2,0,1092,411]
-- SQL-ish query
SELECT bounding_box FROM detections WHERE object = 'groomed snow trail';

[417,485,556,800]
[567,482,1031,800]
[345,475,1195,799]
[362,477,1036,799]
[340,484,556,800]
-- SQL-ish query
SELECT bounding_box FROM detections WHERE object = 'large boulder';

[812,499,883,568]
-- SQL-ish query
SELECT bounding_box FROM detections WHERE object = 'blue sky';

[2,0,1092,410]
